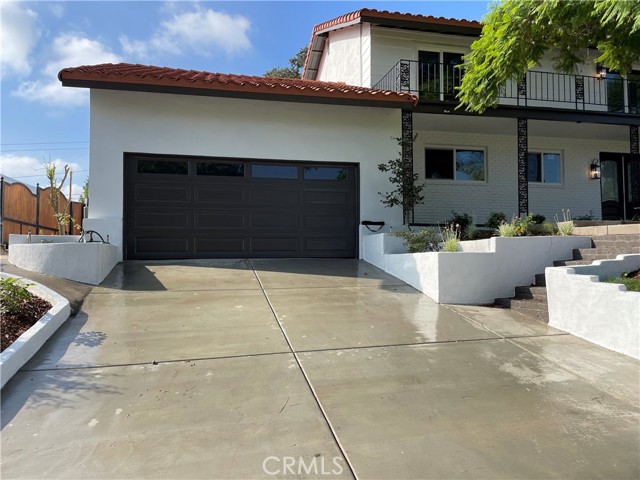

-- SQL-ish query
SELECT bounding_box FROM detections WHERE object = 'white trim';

[527,149,564,185]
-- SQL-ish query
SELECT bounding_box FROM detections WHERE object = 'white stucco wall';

[316,24,370,86]
[412,117,630,225]
[89,90,402,260]
[546,255,640,359]
[363,233,592,304]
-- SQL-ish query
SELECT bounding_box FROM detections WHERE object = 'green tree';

[378,135,424,225]
[44,161,71,235]
[264,46,308,78]
[457,0,640,113]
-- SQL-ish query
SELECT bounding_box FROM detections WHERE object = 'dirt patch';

[1,293,52,352]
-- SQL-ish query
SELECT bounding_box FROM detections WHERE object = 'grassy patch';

[603,277,640,292]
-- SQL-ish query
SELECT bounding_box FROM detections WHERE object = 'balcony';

[374,60,640,116]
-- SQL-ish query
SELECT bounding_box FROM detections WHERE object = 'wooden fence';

[0,177,85,245]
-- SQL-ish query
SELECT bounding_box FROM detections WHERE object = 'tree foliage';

[264,46,308,78]
[44,161,71,235]
[378,135,424,225]
[458,0,640,113]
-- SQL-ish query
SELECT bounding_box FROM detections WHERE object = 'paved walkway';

[1,259,638,479]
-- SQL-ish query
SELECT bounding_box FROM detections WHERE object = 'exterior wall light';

[590,160,601,179]
[596,65,608,78]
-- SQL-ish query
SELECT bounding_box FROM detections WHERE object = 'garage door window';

[138,159,188,175]
[303,167,348,180]
[197,162,244,177]
[252,164,298,179]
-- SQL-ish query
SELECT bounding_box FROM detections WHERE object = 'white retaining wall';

[546,255,640,359]
[363,232,591,304]
[9,235,118,285]
[0,274,71,388]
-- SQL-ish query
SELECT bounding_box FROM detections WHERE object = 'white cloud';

[0,1,40,78]
[48,3,64,19]
[120,6,251,61]
[0,154,84,198]
[13,33,120,106]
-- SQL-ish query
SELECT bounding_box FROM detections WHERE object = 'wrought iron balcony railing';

[374,60,640,115]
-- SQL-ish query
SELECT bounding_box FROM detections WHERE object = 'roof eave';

[60,76,416,109]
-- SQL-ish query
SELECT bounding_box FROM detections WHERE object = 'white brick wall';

[412,127,629,225]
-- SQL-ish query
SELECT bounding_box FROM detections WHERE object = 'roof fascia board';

[63,79,413,109]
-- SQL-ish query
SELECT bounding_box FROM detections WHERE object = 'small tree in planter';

[377,135,424,225]
[44,162,71,235]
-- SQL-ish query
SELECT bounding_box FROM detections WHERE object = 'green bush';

[0,277,34,315]
[485,212,506,230]
[391,229,439,253]
[444,211,473,235]
[498,222,519,237]
[440,224,461,252]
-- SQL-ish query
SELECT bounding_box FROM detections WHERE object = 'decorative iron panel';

[401,109,414,223]
[631,125,640,204]
[517,118,529,216]
[575,76,584,104]
[399,61,411,91]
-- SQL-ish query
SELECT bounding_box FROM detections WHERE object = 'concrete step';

[494,298,549,323]
[514,285,547,300]
[534,273,546,286]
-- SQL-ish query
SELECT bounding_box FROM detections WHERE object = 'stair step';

[495,298,549,323]
[534,273,546,286]
[514,285,547,299]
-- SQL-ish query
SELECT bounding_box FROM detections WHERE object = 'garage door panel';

[251,187,299,205]
[304,214,350,228]
[135,237,190,255]
[125,155,357,259]
[304,237,351,252]
[304,190,349,205]
[136,184,190,203]
[195,186,248,204]
[195,212,246,228]
[195,237,246,254]
[251,237,299,254]
[251,212,300,228]
[136,211,190,228]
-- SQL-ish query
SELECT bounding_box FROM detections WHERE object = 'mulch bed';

[626,269,640,279]
[1,293,52,352]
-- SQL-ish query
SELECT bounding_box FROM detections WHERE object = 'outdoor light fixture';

[590,159,601,179]
[596,65,608,78]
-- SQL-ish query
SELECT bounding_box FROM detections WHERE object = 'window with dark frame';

[425,147,485,181]
[527,152,561,184]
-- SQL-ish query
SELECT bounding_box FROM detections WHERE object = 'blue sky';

[1,1,491,199]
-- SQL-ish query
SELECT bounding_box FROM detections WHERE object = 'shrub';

[486,211,507,230]
[391,229,439,253]
[464,221,478,240]
[498,221,519,237]
[445,211,473,235]
[440,224,461,252]
[555,209,574,236]
[0,277,33,315]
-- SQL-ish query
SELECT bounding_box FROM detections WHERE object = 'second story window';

[418,51,464,101]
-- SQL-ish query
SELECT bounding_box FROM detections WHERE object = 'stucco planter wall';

[362,232,592,304]
[546,255,640,359]
[8,235,118,285]
[1,274,71,388]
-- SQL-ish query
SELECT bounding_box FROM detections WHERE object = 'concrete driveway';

[2,259,639,479]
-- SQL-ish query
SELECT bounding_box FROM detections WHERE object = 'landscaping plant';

[440,224,461,252]
[391,229,439,253]
[555,209,575,236]
[486,212,507,230]
[603,270,640,292]
[0,277,33,315]
[378,135,425,225]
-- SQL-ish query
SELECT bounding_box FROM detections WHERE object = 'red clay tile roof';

[312,8,481,35]
[303,8,481,79]
[58,63,418,107]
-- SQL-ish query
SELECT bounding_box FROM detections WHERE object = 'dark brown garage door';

[124,154,359,259]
